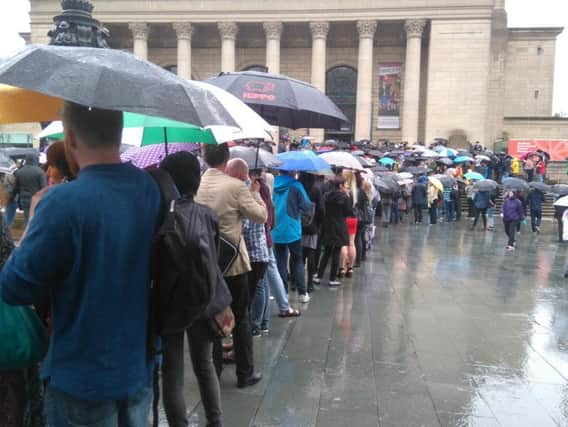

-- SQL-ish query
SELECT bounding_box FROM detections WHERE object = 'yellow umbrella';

[0,84,63,124]
[428,176,444,192]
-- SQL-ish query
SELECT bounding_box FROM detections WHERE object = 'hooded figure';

[13,153,47,223]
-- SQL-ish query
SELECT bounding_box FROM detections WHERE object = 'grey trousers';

[161,320,223,427]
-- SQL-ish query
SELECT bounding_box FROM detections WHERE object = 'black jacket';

[411,183,427,206]
[321,190,353,247]
[14,154,47,208]
[302,181,325,235]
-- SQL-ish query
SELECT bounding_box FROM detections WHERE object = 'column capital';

[263,22,283,40]
[404,19,427,39]
[309,22,330,40]
[218,22,238,40]
[128,22,148,41]
[356,20,377,39]
[173,22,193,40]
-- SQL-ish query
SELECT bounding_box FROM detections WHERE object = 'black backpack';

[149,169,216,335]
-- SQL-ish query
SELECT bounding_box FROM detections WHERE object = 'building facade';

[28,0,563,147]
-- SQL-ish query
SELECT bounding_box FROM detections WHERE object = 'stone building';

[26,0,564,147]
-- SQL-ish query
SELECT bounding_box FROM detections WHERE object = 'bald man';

[196,144,267,388]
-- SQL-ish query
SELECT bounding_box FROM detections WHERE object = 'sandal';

[338,268,346,278]
[346,267,353,278]
[278,308,301,318]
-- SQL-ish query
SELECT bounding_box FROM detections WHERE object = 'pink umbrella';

[121,142,200,169]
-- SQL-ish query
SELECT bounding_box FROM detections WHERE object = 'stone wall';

[424,19,492,144]
[503,118,568,140]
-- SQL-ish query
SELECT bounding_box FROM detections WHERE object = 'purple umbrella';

[121,143,200,169]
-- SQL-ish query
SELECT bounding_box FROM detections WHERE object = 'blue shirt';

[1,163,161,401]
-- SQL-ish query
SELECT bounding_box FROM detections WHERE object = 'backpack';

[149,169,215,335]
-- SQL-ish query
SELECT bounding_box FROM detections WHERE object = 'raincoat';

[272,175,313,244]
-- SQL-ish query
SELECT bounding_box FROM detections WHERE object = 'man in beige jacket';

[196,143,267,388]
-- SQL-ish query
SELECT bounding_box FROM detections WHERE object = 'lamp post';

[48,0,110,48]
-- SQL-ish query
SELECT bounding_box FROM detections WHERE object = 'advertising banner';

[378,63,401,129]
[508,139,568,161]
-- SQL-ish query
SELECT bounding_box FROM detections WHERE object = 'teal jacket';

[272,175,313,244]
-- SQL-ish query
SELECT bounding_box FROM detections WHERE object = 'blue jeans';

[487,206,495,228]
[4,201,16,226]
[252,270,271,331]
[45,386,152,427]
[444,201,454,222]
[531,208,542,232]
[274,240,306,295]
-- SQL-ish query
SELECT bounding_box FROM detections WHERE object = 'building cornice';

[508,27,564,40]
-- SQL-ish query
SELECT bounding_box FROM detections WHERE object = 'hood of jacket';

[274,174,294,193]
[24,153,39,167]
[325,189,347,206]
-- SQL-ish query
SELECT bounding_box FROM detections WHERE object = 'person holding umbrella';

[471,189,492,231]
[411,176,428,224]
[502,190,525,250]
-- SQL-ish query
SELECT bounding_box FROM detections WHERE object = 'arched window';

[242,65,268,72]
[326,66,357,140]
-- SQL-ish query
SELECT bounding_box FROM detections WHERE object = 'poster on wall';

[378,63,402,129]
[508,139,568,161]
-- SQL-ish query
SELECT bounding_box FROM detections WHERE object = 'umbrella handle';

[164,127,168,157]
[255,142,260,169]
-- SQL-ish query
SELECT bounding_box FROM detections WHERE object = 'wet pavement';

[159,220,568,426]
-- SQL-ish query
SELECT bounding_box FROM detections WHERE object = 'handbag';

[208,306,235,338]
[218,234,239,275]
[0,299,46,369]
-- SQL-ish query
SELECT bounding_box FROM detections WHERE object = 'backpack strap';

[148,168,179,221]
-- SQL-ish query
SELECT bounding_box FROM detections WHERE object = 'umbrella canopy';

[473,179,498,191]
[464,172,484,181]
[412,144,426,152]
[395,172,413,181]
[378,157,395,166]
[554,196,568,207]
[433,174,455,187]
[454,156,474,164]
[276,150,331,173]
[401,166,429,176]
[437,158,453,166]
[435,147,457,158]
[428,176,444,192]
[552,184,568,196]
[121,143,200,169]
[421,149,440,158]
[476,154,491,162]
[319,151,364,171]
[230,146,281,169]
[528,181,551,193]
[354,155,376,168]
[0,44,244,127]
[367,149,384,158]
[502,177,529,191]
[0,84,63,124]
[206,70,348,129]
[374,175,400,194]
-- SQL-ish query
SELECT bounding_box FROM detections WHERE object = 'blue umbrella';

[464,171,484,181]
[276,150,331,172]
[379,157,395,166]
[454,156,474,164]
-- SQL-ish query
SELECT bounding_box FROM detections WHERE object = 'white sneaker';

[298,294,311,303]
[313,276,321,284]
[329,281,342,287]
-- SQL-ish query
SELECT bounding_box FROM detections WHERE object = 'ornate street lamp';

[48,0,110,47]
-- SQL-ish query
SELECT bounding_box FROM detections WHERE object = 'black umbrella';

[367,149,384,158]
[354,155,375,168]
[473,179,498,191]
[433,174,456,187]
[0,44,239,127]
[552,184,568,196]
[374,175,400,194]
[528,182,551,192]
[401,166,429,176]
[503,177,529,191]
[229,146,281,169]
[436,158,453,166]
[206,70,349,129]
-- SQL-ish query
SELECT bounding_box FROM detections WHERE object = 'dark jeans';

[213,273,254,380]
[414,204,425,223]
[355,225,367,265]
[303,247,317,289]
[429,206,437,224]
[318,246,341,281]
[454,199,462,220]
[45,386,152,427]
[473,207,487,229]
[504,219,519,246]
[274,240,307,295]
[248,262,268,302]
[467,199,475,218]
[162,320,223,427]
[527,170,534,182]
[531,208,542,232]
[444,201,454,222]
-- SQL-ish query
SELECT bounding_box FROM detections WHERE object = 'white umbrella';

[395,172,413,180]
[421,149,440,158]
[319,151,364,171]
[476,154,491,162]
[554,196,568,207]
[412,144,426,152]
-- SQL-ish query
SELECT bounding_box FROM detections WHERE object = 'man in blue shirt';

[1,102,161,426]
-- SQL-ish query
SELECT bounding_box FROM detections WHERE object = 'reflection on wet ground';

[160,221,568,426]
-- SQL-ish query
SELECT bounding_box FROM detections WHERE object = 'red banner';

[508,139,568,161]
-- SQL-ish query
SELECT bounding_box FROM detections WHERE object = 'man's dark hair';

[61,101,123,148]
[160,152,201,197]
[203,143,229,168]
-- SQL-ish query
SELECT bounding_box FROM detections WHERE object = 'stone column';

[309,22,330,143]
[263,22,283,74]
[129,23,148,60]
[218,22,238,72]
[173,22,193,79]
[402,19,426,144]
[355,20,377,142]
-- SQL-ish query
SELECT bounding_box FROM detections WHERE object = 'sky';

[0,0,567,114]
